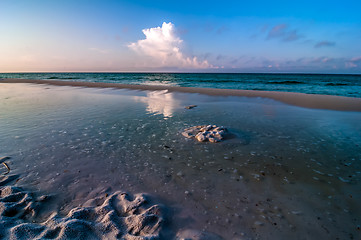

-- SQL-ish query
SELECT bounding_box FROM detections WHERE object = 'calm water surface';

[0,83,360,239]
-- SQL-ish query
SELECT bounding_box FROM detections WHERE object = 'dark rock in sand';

[185,105,197,109]
[0,157,11,175]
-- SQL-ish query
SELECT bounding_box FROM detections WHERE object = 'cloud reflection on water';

[134,90,181,118]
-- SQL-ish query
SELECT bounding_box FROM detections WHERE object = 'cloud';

[350,56,361,62]
[345,62,357,68]
[272,56,361,72]
[267,24,302,42]
[134,90,180,118]
[128,22,211,69]
[89,48,109,54]
[314,41,336,48]
[345,56,361,68]
[218,55,361,72]
[216,25,229,35]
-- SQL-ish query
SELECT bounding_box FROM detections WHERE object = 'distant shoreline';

[1,78,361,112]
[1,72,361,75]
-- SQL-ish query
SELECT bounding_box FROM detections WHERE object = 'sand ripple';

[0,176,163,240]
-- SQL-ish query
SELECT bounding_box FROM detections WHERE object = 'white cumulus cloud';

[128,22,211,69]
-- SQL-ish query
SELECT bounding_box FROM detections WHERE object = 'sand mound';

[182,125,227,143]
[0,178,164,239]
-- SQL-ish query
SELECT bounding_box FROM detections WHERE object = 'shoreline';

[2,78,361,112]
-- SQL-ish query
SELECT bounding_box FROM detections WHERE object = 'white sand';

[2,78,361,112]
[0,174,164,239]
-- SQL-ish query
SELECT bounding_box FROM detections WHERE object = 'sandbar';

[1,78,361,112]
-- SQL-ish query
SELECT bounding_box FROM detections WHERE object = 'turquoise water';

[1,73,361,98]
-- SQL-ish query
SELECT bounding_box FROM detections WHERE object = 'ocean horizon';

[1,72,361,98]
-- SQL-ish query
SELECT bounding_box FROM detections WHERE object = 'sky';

[1,0,361,73]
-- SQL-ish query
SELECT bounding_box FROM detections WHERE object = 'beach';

[2,78,361,112]
[1,80,361,239]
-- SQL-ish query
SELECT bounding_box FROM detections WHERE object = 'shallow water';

[1,72,361,98]
[1,83,360,239]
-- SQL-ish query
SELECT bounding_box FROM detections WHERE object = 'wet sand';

[2,78,361,112]
[1,82,361,239]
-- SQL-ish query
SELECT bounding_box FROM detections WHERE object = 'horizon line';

[1,72,361,75]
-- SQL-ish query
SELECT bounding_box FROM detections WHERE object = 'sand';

[0,81,360,240]
[0,173,165,239]
[1,78,361,112]
[1,173,219,240]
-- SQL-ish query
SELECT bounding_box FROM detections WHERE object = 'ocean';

[1,72,361,98]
